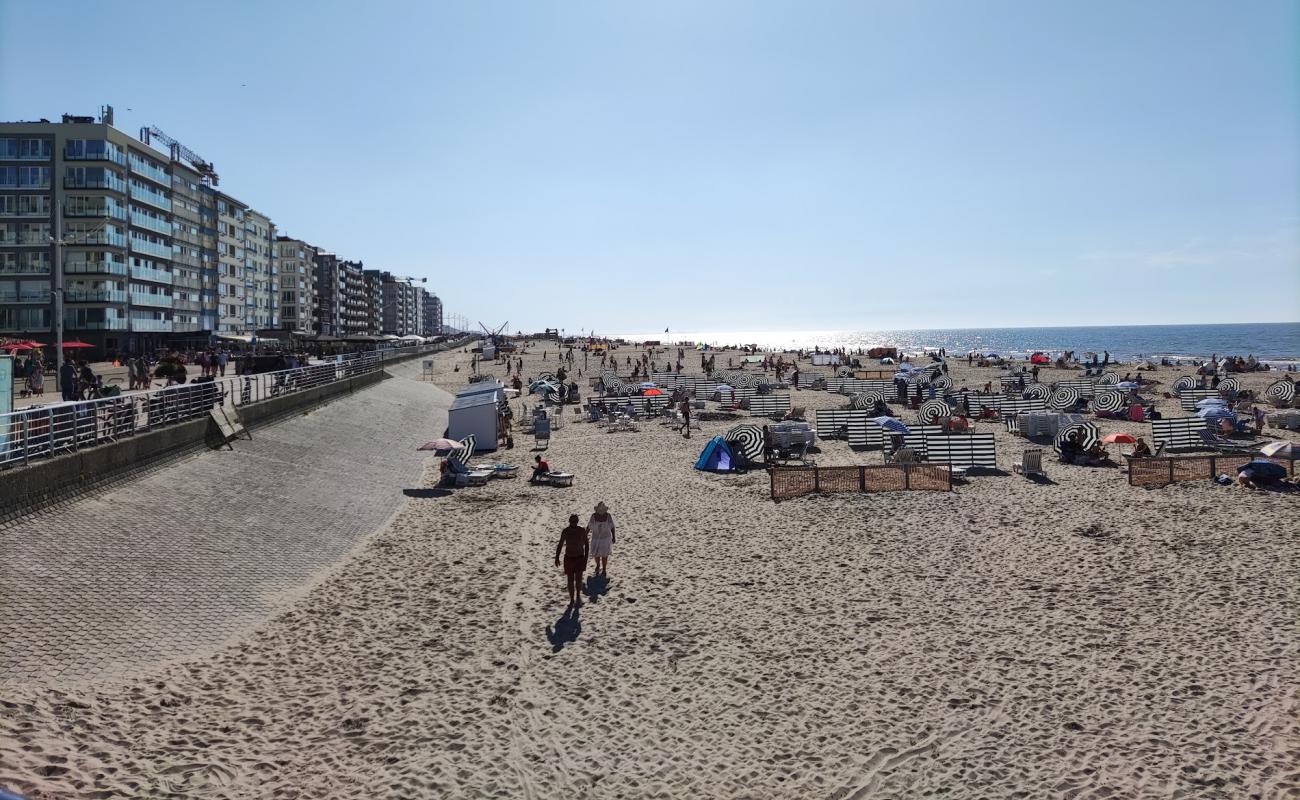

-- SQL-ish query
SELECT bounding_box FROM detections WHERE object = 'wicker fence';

[1128,455,1297,488]
[770,463,952,500]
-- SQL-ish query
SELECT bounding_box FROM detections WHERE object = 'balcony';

[65,142,127,166]
[0,204,51,218]
[0,232,50,246]
[129,317,172,332]
[129,210,172,236]
[68,230,127,248]
[129,156,170,186]
[0,290,52,304]
[129,263,173,284]
[65,202,127,221]
[65,315,128,331]
[128,183,171,212]
[129,236,172,259]
[0,261,51,276]
[64,173,127,193]
[64,288,128,304]
[66,260,128,277]
[129,292,173,309]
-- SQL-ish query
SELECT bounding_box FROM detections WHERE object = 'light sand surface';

[2,342,1298,799]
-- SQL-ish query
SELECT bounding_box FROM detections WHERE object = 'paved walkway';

[0,360,453,684]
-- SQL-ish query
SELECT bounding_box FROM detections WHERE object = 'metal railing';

[0,336,476,470]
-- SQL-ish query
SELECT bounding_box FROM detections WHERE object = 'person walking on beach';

[587,502,616,577]
[555,514,589,606]
[679,397,691,438]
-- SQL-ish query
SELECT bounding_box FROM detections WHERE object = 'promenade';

[0,358,453,684]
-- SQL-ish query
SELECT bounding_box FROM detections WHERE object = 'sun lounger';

[1012,448,1046,479]
[1196,429,1259,452]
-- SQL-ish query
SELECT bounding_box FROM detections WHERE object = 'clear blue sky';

[2,0,1297,333]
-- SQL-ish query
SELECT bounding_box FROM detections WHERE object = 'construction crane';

[138,126,219,185]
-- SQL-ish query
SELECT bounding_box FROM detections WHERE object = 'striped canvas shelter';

[1000,397,1049,415]
[602,395,666,415]
[1151,417,1209,451]
[965,394,1005,414]
[797,371,828,388]
[714,386,757,406]
[837,378,895,395]
[1178,388,1220,412]
[692,381,718,400]
[890,424,946,459]
[814,409,861,440]
[1055,379,1097,398]
[924,433,997,469]
[747,393,792,418]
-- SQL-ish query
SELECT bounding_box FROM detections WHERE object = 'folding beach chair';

[1012,448,1046,479]
[1196,429,1257,453]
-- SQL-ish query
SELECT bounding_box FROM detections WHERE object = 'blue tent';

[694,436,735,472]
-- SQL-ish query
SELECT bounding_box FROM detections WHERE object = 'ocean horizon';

[606,322,1300,363]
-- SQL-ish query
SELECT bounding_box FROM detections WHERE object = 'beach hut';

[449,381,505,450]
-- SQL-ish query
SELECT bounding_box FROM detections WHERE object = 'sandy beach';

[2,342,1298,799]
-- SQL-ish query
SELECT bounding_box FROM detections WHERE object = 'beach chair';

[535,417,551,449]
[1196,429,1257,452]
[887,446,918,464]
[1012,448,1046,479]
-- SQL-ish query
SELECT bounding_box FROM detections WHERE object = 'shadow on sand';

[584,573,610,603]
[546,606,581,652]
[402,488,452,499]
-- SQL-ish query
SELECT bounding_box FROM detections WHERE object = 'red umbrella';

[61,341,94,349]
[1102,433,1137,444]
[1,343,33,351]
[644,388,664,396]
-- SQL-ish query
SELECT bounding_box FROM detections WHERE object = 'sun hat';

[595,501,608,513]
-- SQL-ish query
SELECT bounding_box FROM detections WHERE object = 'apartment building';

[381,275,423,336]
[340,260,367,336]
[2,109,447,354]
[168,160,218,342]
[0,112,181,356]
[361,269,385,336]
[275,236,318,333]
[421,290,443,336]
[244,208,276,331]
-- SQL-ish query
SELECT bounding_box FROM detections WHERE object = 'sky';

[2,0,1297,334]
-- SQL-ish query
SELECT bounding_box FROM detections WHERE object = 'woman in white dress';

[586,502,616,577]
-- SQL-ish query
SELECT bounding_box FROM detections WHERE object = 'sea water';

[611,322,1300,365]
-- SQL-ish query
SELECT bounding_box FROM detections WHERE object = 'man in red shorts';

[554,514,589,607]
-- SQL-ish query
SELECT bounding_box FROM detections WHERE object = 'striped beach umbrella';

[451,434,476,466]
[918,398,951,424]
[836,366,854,377]
[1092,390,1125,414]
[931,375,952,391]
[1025,383,1051,400]
[1265,379,1295,407]
[848,393,871,410]
[861,389,886,406]
[724,423,765,461]
[1216,376,1240,395]
[1172,376,1197,395]
[1054,422,1099,455]
[1097,371,1119,386]
[1048,386,1081,411]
